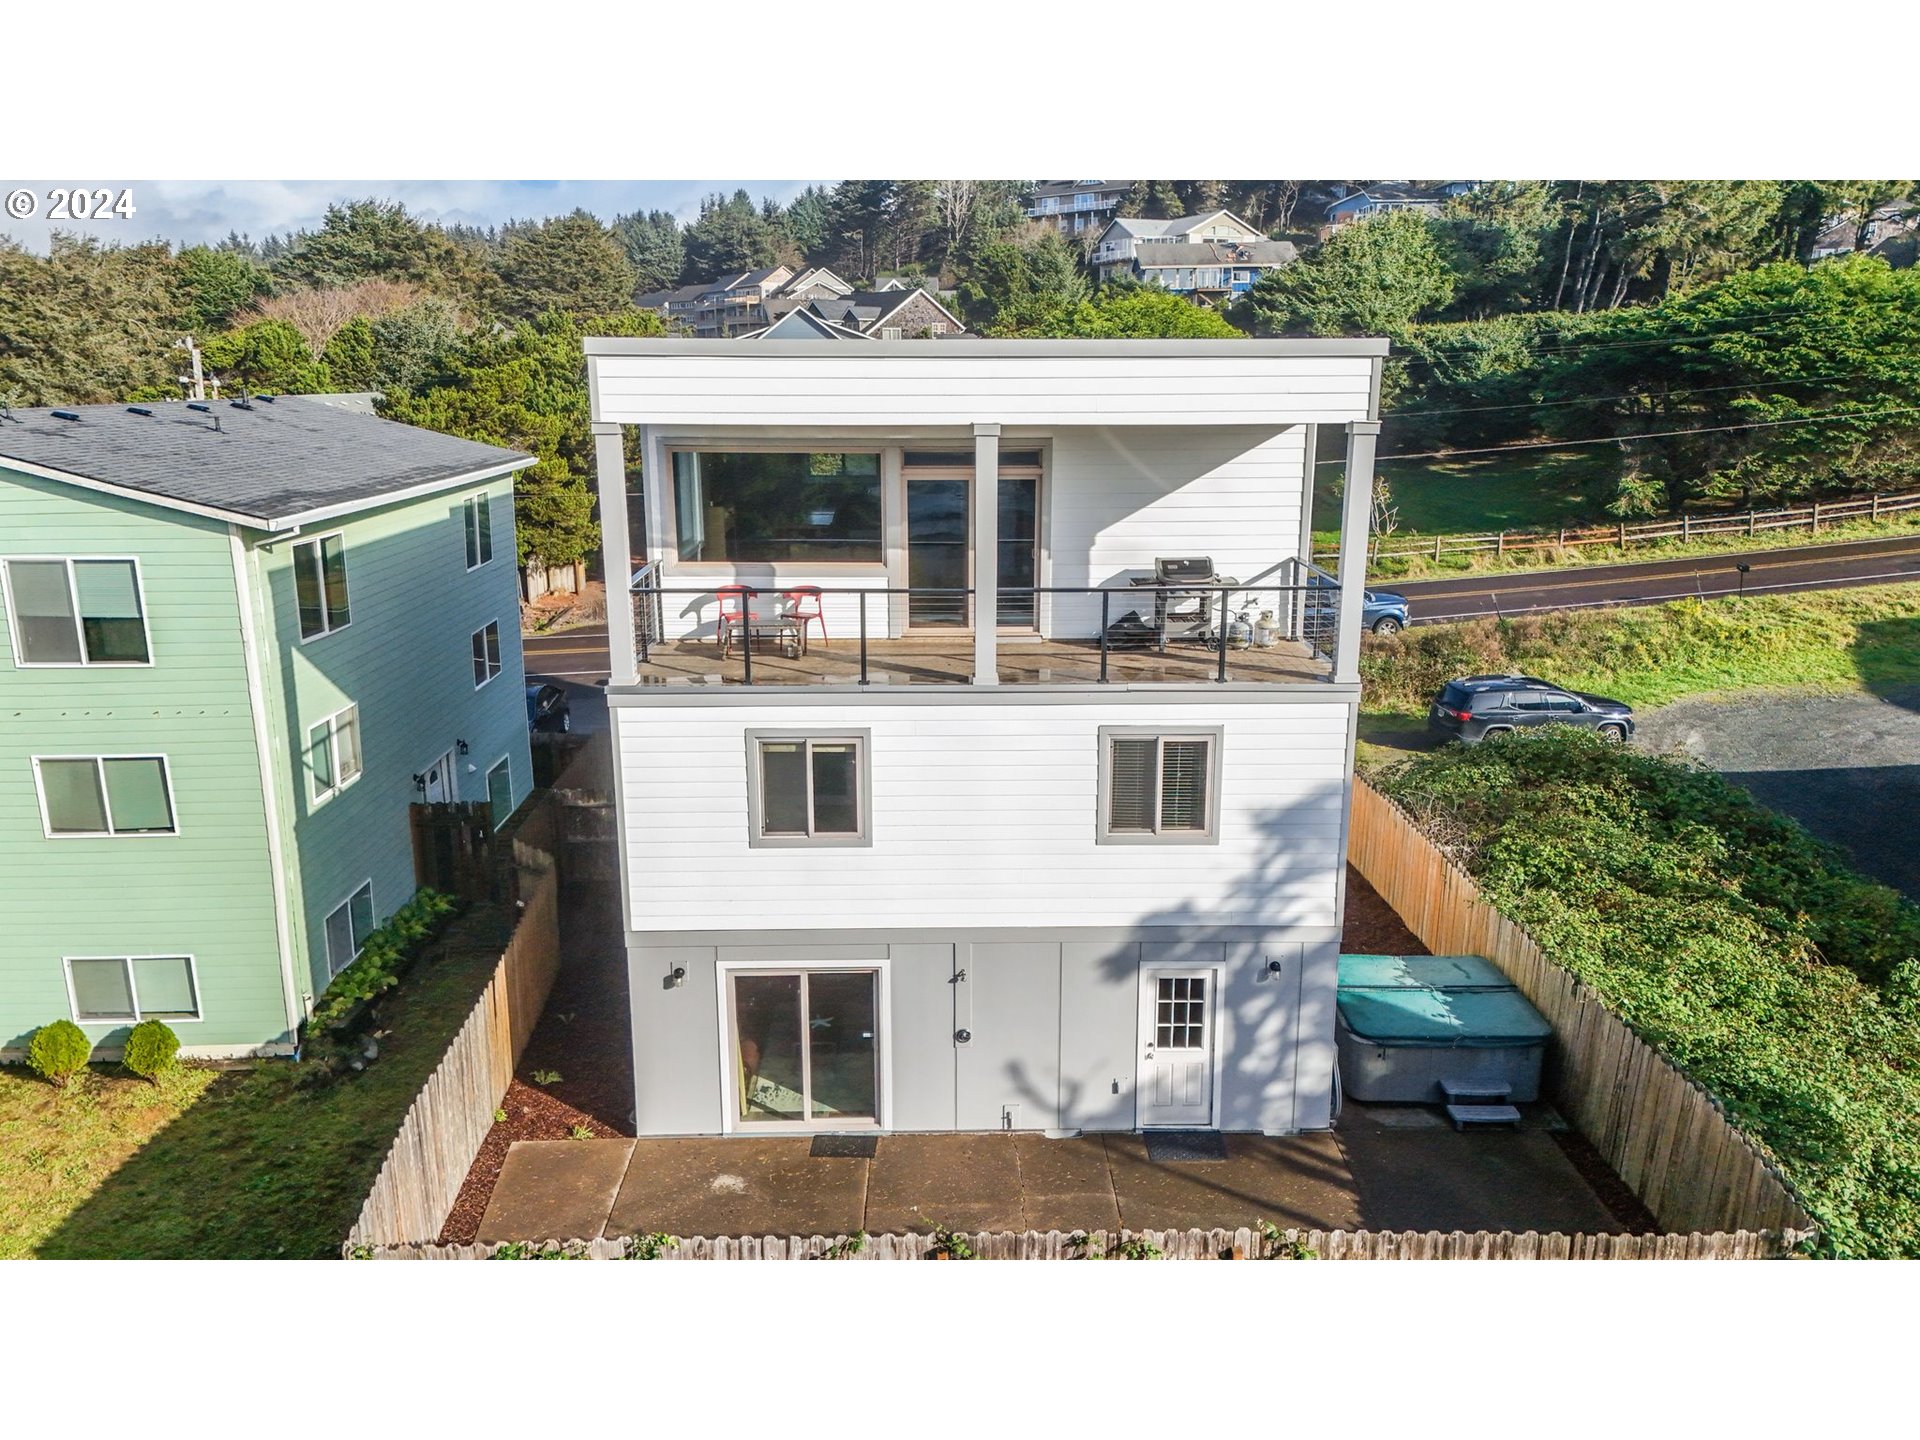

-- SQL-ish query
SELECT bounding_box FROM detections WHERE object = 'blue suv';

[1428,674,1635,744]
[1304,576,1410,636]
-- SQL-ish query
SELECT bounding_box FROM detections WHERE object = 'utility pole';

[175,336,206,400]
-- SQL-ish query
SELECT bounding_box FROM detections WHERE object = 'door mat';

[810,1134,879,1159]
[1144,1130,1228,1163]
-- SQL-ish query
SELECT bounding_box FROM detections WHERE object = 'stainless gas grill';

[1128,556,1238,649]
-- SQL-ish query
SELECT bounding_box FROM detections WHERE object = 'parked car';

[525,682,572,733]
[1303,575,1411,636]
[1427,674,1634,744]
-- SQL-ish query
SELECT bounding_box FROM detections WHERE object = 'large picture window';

[672,451,882,564]
[34,755,177,837]
[66,955,201,1024]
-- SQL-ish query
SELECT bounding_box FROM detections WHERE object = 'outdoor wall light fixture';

[1266,959,1284,976]
[455,739,470,756]
[411,773,427,793]
[663,966,687,990]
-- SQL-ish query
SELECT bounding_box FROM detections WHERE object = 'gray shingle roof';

[0,396,534,529]
[1135,240,1299,267]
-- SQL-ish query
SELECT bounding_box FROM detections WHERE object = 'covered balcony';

[586,338,1387,694]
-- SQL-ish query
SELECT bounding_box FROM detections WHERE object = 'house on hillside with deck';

[585,336,1386,1138]
[0,398,536,1059]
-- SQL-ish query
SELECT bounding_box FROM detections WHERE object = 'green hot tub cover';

[1336,954,1552,1049]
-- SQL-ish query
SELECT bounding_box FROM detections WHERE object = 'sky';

[0,179,831,253]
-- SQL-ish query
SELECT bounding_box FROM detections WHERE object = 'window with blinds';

[1100,730,1220,842]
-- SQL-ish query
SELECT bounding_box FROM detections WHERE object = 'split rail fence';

[1347,779,1815,1239]
[1315,486,1920,570]
[344,844,562,1250]
[350,1225,1804,1260]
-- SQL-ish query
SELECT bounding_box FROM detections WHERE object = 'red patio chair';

[715,584,753,656]
[783,585,827,647]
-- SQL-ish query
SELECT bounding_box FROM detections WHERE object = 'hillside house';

[586,337,1386,1137]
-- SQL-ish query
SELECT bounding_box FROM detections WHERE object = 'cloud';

[0,178,829,253]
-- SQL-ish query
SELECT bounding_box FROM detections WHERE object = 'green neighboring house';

[0,397,538,1059]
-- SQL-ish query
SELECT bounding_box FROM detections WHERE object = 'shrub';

[307,888,459,1033]
[122,1019,180,1081]
[27,1019,92,1087]
[1375,727,1920,1257]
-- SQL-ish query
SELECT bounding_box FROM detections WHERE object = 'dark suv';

[1427,674,1634,744]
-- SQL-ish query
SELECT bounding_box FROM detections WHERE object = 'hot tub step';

[1440,1080,1513,1106]
[1446,1103,1522,1131]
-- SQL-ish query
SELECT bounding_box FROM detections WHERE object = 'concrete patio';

[475,1103,1627,1243]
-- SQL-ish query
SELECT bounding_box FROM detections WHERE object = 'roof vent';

[231,398,254,411]
[126,406,154,417]
[51,410,82,422]
[257,393,276,403]
[187,402,211,413]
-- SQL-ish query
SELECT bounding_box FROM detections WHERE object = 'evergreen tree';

[0,235,184,404]
[681,190,783,276]
[178,244,271,331]
[494,210,638,318]
[1236,211,1454,337]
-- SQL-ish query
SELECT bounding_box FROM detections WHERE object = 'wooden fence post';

[1618,521,1626,546]
[1682,513,1691,541]
[1434,535,1443,562]
[1749,510,1756,537]
[1872,492,1881,520]
[1812,501,1821,533]
[1496,531,1506,557]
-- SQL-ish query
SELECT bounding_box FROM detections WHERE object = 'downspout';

[229,526,306,1052]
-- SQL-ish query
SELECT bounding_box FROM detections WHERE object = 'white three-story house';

[587,338,1384,1138]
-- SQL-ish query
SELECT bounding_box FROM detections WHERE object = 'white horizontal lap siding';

[1046,426,1305,639]
[593,355,1374,428]
[614,700,1351,932]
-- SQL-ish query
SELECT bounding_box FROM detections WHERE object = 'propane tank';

[1252,610,1278,647]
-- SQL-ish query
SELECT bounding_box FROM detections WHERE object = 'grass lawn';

[0,903,514,1260]
[1354,583,1920,768]
[1314,447,1620,538]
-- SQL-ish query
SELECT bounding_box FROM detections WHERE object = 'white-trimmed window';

[1098,728,1222,843]
[880,326,903,340]
[65,955,201,1024]
[464,493,494,569]
[746,732,870,847]
[485,756,513,826]
[324,882,376,977]
[34,755,177,837]
[307,704,363,805]
[292,534,351,640]
[471,620,502,688]
[3,557,150,665]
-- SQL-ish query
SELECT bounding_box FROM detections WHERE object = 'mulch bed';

[439,886,633,1244]
[1341,864,1429,954]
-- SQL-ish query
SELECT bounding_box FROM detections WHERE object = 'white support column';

[971,422,1001,685]
[1333,420,1380,685]
[594,420,637,687]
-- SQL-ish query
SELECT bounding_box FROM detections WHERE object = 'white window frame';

[2,555,154,669]
[1096,727,1224,845]
[745,730,872,848]
[324,880,376,978]
[63,954,203,1025]
[307,703,364,807]
[464,493,494,570]
[714,957,893,1134]
[292,531,352,643]
[485,755,513,825]
[32,753,180,839]
[471,620,502,689]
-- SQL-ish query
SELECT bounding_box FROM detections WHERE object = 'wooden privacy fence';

[1347,779,1815,1239]
[1315,486,1920,569]
[345,848,562,1250]
[349,1225,1807,1261]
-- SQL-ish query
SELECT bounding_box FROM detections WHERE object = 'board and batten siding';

[0,468,289,1055]
[591,348,1380,429]
[613,697,1350,933]
[248,474,534,1005]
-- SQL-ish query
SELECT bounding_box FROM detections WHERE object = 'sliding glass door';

[903,450,1043,631]
[729,969,880,1127]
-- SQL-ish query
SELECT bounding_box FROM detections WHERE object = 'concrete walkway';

[476,1104,1622,1243]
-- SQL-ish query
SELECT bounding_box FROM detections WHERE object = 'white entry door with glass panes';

[421,749,454,803]
[725,968,881,1129]
[1137,969,1218,1127]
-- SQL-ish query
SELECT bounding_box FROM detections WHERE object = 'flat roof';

[0,396,535,530]
[584,336,1392,359]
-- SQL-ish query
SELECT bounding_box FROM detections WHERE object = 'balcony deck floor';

[630,635,1330,687]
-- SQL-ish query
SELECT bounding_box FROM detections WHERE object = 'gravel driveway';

[1634,685,1920,900]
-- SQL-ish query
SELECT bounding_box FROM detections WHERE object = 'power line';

[1313,404,1920,466]
[1387,371,1870,419]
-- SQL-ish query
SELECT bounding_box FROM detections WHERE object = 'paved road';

[1634,687,1920,901]
[523,626,611,733]
[1391,533,1920,624]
